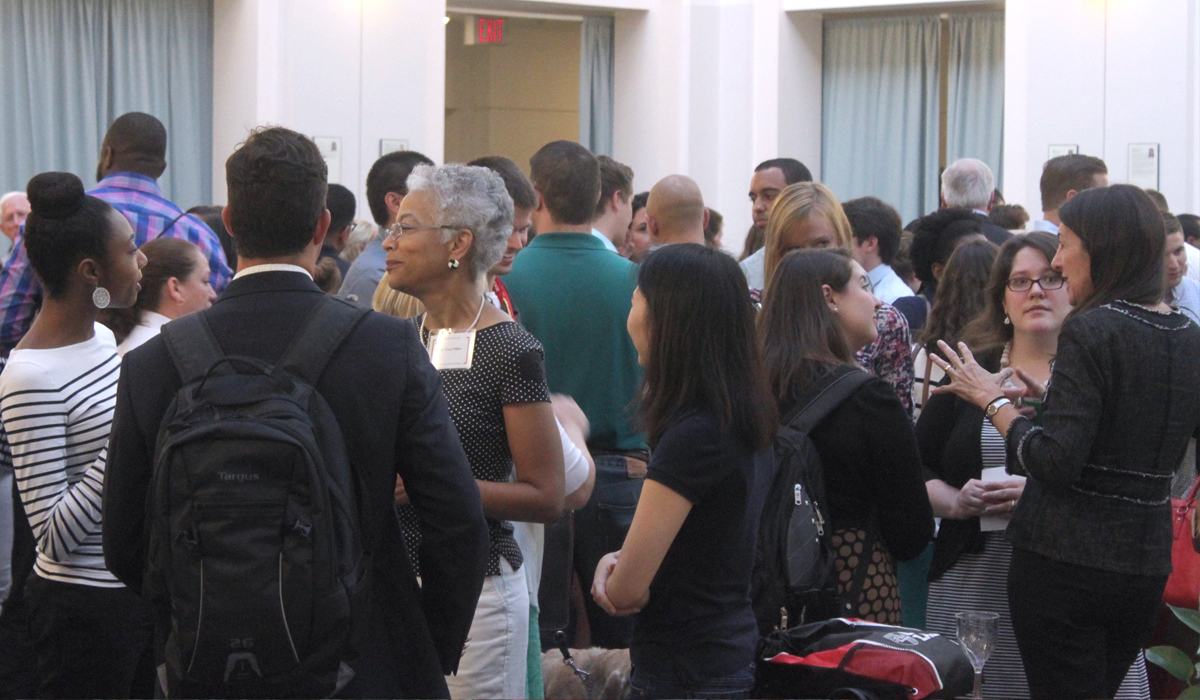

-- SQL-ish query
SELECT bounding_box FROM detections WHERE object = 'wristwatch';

[985,396,1012,418]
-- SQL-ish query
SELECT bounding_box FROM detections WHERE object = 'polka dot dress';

[398,321,550,577]
[832,528,901,624]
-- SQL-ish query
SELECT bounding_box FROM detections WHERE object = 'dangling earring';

[92,287,111,309]
[447,259,460,270]
[1004,315,1011,325]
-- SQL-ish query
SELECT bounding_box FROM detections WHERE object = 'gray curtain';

[579,16,614,156]
[947,12,1005,190]
[0,0,213,207]
[821,15,941,223]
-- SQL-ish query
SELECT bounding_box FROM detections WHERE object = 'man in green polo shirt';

[503,140,646,649]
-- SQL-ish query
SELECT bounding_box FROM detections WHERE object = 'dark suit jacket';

[102,271,489,699]
[973,213,1015,247]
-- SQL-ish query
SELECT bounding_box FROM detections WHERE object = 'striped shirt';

[0,172,232,352]
[0,325,123,587]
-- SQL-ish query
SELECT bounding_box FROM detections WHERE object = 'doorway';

[445,13,581,171]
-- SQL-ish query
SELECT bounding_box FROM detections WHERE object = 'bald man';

[645,175,708,248]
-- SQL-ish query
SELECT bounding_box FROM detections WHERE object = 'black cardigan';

[915,391,989,581]
[791,370,935,563]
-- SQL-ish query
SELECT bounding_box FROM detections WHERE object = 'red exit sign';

[477,17,504,43]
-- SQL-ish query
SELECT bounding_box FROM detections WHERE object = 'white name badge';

[428,329,476,370]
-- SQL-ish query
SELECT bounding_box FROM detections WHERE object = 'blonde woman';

[372,275,424,319]
[756,183,916,419]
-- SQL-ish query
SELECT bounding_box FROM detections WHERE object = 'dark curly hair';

[918,237,999,353]
[909,208,984,294]
[225,126,328,259]
[24,172,118,297]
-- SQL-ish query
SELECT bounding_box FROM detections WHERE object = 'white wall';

[212,0,1200,245]
[1003,0,1200,215]
[212,0,446,220]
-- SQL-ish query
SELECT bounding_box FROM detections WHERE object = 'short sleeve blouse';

[399,321,551,576]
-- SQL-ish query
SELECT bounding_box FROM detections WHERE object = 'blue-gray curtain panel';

[821,15,941,223]
[947,11,1005,192]
[579,16,614,156]
[0,0,213,207]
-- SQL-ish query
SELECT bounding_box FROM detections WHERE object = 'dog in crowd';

[542,647,632,700]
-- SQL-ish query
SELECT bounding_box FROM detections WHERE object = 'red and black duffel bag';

[755,618,974,700]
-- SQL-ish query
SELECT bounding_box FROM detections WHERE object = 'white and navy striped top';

[0,325,123,588]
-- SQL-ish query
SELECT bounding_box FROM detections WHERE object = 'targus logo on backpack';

[218,472,260,483]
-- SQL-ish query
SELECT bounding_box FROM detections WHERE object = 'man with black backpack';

[102,126,489,699]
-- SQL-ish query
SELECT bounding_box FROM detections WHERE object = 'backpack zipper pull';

[794,484,802,505]
[815,509,825,536]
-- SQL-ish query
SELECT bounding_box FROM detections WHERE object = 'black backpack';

[149,296,370,698]
[751,367,874,635]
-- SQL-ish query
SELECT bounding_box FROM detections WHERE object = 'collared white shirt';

[1185,243,1200,286]
[1171,277,1200,325]
[591,228,618,254]
[867,264,914,305]
[739,247,766,290]
[117,310,172,357]
[1030,219,1059,234]
[233,263,315,281]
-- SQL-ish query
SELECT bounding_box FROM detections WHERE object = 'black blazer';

[786,369,935,563]
[102,271,490,699]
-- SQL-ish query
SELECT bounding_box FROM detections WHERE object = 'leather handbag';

[1164,477,1200,609]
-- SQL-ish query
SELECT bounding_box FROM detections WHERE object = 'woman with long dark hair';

[0,172,149,697]
[591,244,776,700]
[913,238,999,416]
[759,249,934,623]
[932,185,1200,699]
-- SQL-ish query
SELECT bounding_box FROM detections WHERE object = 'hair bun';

[26,172,86,219]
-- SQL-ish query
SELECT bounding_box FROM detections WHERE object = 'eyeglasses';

[385,222,460,241]
[1006,273,1065,292]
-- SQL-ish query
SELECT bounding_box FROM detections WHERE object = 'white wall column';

[212,0,446,217]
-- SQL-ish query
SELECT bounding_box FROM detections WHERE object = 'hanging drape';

[579,16,614,156]
[821,15,941,224]
[0,0,213,208]
[947,11,1005,191]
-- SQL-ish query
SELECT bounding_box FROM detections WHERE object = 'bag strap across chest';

[162,295,370,386]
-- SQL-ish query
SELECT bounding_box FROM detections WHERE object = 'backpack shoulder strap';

[782,368,874,434]
[161,313,226,384]
[278,295,371,386]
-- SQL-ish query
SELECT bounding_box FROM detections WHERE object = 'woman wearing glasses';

[932,187,1200,699]
[382,164,564,700]
[917,233,1148,698]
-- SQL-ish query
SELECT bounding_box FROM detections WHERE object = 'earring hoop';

[92,287,111,309]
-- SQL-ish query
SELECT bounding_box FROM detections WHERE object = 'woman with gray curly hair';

[383,163,565,699]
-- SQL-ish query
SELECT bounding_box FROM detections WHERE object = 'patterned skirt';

[832,528,902,624]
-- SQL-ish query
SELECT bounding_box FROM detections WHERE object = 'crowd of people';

[0,110,1192,700]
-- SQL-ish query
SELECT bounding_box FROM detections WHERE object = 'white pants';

[446,558,529,700]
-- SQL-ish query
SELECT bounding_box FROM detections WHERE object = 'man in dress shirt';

[590,155,634,254]
[846,196,927,330]
[1165,213,1200,324]
[0,193,29,262]
[739,158,813,288]
[1030,153,1108,234]
[338,150,433,306]
[1143,189,1200,287]
[940,158,1012,246]
[645,174,707,248]
[0,112,231,353]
